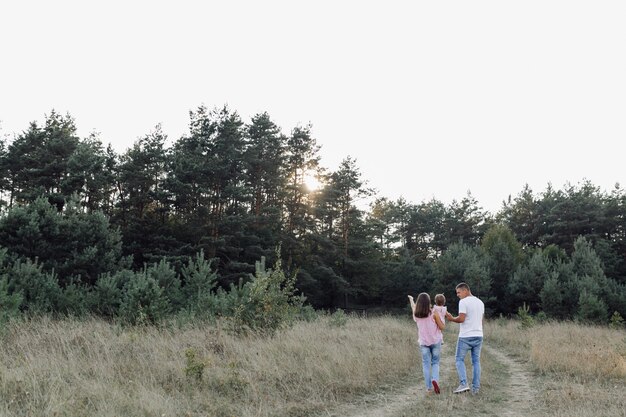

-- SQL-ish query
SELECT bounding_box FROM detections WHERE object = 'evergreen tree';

[481,224,524,313]
[577,290,608,323]
[64,134,117,213]
[499,184,541,247]
[115,125,172,266]
[2,112,81,210]
[120,270,171,324]
[0,197,123,286]
[6,258,61,313]
[433,242,491,312]
[403,199,448,259]
[181,250,218,310]
[284,124,320,238]
[509,251,549,313]
[540,272,564,318]
[380,249,432,307]
[445,192,489,247]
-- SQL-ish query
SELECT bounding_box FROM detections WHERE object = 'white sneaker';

[453,384,470,394]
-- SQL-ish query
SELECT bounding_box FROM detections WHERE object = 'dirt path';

[318,341,456,417]
[482,345,537,416]
[318,341,537,417]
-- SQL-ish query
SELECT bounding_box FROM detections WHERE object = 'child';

[433,294,447,343]
[433,293,447,323]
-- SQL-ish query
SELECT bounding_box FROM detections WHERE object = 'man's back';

[458,295,484,338]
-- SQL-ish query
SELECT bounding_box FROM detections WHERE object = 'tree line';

[0,108,624,324]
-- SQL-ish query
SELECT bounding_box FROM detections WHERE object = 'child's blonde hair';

[434,293,446,306]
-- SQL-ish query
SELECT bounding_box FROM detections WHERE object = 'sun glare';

[304,171,321,192]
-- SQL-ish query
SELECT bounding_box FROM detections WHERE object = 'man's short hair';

[456,282,470,291]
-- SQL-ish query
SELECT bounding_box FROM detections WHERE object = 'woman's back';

[414,312,442,346]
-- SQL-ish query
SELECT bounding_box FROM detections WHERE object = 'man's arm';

[445,312,467,323]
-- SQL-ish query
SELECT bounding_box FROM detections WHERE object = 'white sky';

[1,0,625,213]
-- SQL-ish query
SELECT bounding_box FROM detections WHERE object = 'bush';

[535,311,548,323]
[181,250,218,313]
[540,273,564,318]
[329,309,348,327]
[609,311,624,329]
[120,271,171,324]
[184,348,207,381]
[577,290,608,323]
[516,302,534,329]
[57,277,90,316]
[7,258,61,314]
[298,304,319,322]
[0,197,123,287]
[147,259,182,310]
[0,276,22,321]
[89,271,129,317]
[230,249,304,335]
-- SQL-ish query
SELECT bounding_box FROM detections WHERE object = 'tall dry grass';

[0,315,416,417]
[486,320,626,417]
[1,315,624,417]
[486,320,626,380]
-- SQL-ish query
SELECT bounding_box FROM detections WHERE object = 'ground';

[317,326,539,417]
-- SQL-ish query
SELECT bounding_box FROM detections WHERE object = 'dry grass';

[0,316,624,417]
[486,320,626,380]
[486,320,626,417]
[0,315,416,417]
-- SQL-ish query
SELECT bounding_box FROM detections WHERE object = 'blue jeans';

[420,342,441,390]
[455,337,483,390]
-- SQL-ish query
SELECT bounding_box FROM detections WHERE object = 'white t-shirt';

[458,295,484,338]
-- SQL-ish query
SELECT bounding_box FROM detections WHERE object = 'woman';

[408,292,445,394]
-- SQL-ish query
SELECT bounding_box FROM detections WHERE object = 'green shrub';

[57,277,90,316]
[7,258,61,314]
[516,302,534,329]
[535,311,548,323]
[329,309,348,327]
[0,276,22,321]
[230,249,304,335]
[577,290,608,323]
[120,270,171,324]
[0,197,123,287]
[609,311,624,329]
[147,259,182,310]
[184,348,207,381]
[298,304,318,322]
[89,271,128,317]
[540,273,564,318]
[181,250,218,314]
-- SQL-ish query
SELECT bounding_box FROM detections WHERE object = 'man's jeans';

[420,342,442,390]
[455,336,483,390]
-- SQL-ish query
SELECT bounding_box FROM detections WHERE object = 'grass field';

[0,315,415,417]
[0,315,624,416]
[484,319,626,417]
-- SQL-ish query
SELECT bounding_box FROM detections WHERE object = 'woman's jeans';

[420,342,441,390]
[455,336,483,390]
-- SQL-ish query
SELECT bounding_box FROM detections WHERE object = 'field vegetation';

[484,319,626,417]
[0,314,414,417]
[0,314,624,417]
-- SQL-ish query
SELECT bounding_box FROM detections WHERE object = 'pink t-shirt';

[433,305,447,323]
[413,311,443,346]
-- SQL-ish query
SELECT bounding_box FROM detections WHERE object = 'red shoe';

[432,380,440,394]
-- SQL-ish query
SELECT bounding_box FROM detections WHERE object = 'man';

[445,282,484,394]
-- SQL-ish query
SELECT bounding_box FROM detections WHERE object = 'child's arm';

[408,295,416,314]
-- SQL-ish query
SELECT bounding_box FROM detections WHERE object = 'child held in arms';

[433,294,447,330]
